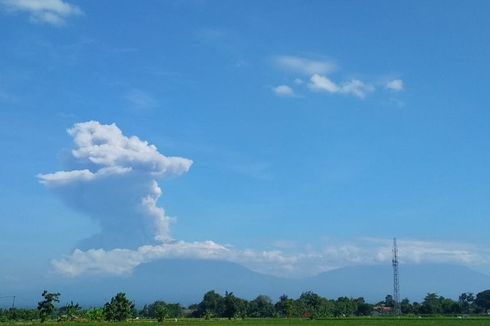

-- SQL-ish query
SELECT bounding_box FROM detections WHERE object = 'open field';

[2,319,490,326]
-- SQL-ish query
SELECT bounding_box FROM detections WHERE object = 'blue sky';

[1,0,490,286]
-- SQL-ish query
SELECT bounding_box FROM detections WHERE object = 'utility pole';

[0,296,16,309]
[392,238,401,316]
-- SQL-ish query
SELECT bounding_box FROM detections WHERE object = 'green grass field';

[3,319,490,326]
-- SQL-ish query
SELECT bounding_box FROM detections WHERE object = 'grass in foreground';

[3,318,490,326]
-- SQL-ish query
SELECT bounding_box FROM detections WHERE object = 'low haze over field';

[1,0,490,306]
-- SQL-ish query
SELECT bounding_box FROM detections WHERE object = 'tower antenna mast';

[392,238,401,316]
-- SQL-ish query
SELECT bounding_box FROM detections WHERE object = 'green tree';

[143,301,166,319]
[3,308,21,322]
[223,291,241,319]
[59,301,81,320]
[384,294,395,308]
[139,304,150,318]
[315,299,335,318]
[165,304,183,318]
[459,292,475,314]
[155,304,168,322]
[421,293,442,315]
[248,295,274,318]
[440,297,460,314]
[354,297,372,316]
[400,298,413,314]
[2,308,38,322]
[275,295,295,318]
[196,290,224,318]
[103,292,135,322]
[475,290,490,312]
[334,297,356,317]
[37,290,60,322]
[83,308,104,321]
[411,302,422,315]
[297,291,324,319]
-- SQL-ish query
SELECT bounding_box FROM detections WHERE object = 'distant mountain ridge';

[304,263,490,302]
[4,259,490,307]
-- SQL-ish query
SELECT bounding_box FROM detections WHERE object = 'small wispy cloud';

[340,79,375,98]
[272,54,406,101]
[385,79,404,91]
[275,55,336,75]
[272,85,294,97]
[273,55,378,99]
[196,27,228,43]
[308,74,339,93]
[308,74,374,99]
[1,0,82,26]
[125,88,158,111]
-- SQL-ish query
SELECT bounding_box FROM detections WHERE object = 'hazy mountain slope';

[304,264,490,301]
[4,260,490,307]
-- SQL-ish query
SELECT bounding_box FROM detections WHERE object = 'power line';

[0,296,16,309]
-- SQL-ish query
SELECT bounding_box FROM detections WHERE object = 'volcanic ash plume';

[38,121,192,250]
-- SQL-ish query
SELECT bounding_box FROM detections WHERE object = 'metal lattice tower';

[392,238,401,316]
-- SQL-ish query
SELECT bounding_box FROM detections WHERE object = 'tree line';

[0,289,489,322]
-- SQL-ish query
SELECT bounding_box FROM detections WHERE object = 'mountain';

[19,259,293,307]
[60,259,292,306]
[304,264,490,302]
[4,260,490,307]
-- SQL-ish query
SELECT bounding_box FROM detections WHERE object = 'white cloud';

[275,55,336,75]
[273,54,406,100]
[272,85,294,97]
[308,74,339,93]
[308,74,374,98]
[40,121,191,179]
[52,241,231,277]
[52,240,302,278]
[42,126,478,280]
[52,237,488,278]
[1,0,82,25]
[39,121,192,248]
[385,79,404,91]
[371,238,483,265]
[339,79,375,98]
